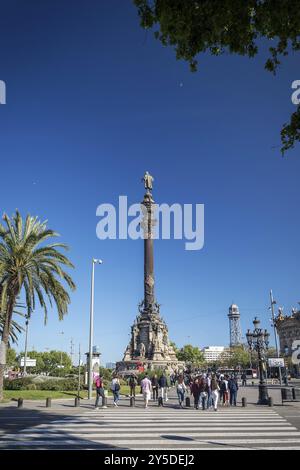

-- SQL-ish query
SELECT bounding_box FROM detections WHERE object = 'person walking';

[220,375,229,406]
[158,373,168,403]
[241,372,247,387]
[228,375,239,406]
[199,376,209,410]
[141,373,152,408]
[206,373,212,409]
[95,374,107,409]
[151,374,159,401]
[211,374,220,411]
[191,377,201,410]
[176,375,187,408]
[110,375,121,407]
[128,374,137,398]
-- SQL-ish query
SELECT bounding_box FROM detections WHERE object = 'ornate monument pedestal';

[116,173,184,376]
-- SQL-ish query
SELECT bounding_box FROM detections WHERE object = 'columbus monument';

[116,172,183,374]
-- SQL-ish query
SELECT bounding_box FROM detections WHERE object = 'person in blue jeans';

[199,376,209,410]
[111,376,120,406]
[176,375,187,408]
[228,376,239,406]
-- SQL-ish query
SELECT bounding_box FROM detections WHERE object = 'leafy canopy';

[177,344,205,365]
[134,0,300,153]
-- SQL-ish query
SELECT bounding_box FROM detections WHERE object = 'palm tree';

[0,211,76,400]
[0,313,23,344]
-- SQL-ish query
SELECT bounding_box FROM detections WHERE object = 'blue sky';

[0,1,299,364]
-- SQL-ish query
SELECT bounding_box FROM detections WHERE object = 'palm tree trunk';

[0,298,16,401]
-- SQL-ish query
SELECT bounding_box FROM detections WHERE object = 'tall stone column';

[142,191,155,311]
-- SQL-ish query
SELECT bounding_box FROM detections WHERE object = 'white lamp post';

[88,258,103,400]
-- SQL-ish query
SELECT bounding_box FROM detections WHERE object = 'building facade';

[202,346,231,363]
[275,309,300,376]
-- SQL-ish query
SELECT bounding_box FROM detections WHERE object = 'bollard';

[252,381,254,386]
[242,397,247,407]
[158,396,163,407]
[102,395,107,407]
[74,397,80,407]
[17,398,23,408]
[292,388,296,400]
[46,397,52,408]
[130,397,135,407]
[185,396,191,407]
[268,396,273,407]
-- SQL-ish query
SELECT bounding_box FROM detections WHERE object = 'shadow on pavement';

[0,407,127,450]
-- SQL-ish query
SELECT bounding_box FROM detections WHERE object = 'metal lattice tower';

[228,304,242,347]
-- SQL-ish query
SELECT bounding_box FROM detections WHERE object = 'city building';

[202,346,231,363]
[275,308,300,376]
[105,362,116,369]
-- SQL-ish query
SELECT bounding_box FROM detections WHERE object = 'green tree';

[0,211,76,400]
[169,341,179,355]
[226,346,251,369]
[18,350,72,375]
[177,344,205,367]
[6,347,17,368]
[134,0,300,153]
[0,312,23,345]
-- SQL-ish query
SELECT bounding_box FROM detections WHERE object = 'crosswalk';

[1,403,300,450]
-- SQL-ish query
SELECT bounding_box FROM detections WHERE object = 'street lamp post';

[78,343,81,399]
[88,258,103,400]
[269,290,282,385]
[23,312,31,376]
[59,331,64,366]
[246,317,270,405]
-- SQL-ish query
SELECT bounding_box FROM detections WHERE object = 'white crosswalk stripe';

[1,404,300,450]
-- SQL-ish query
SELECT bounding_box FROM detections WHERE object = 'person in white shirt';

[211,374,220,411]
[110,376,120,407]
[141,373,152,409]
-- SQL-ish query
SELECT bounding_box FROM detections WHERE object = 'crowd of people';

[189,373,239,411]
[94,371,240,410]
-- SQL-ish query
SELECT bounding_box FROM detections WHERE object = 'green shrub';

[25,383,37,390]
[4,376,84,391]
[4,377,34,390]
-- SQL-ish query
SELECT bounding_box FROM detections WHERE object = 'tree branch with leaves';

[134,0,300,153]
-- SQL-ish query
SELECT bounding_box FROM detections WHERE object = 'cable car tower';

[228,304,242,347]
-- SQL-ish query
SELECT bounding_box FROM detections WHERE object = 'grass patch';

[2,385,132,401]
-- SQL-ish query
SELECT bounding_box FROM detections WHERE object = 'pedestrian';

[220,375,229,406]
[128,374,137,398]
[211,374,220,411]
[206,373,212,409]
[241,372,247,387]
[228,375,239,406]
[191,377,201,410]
[151,374,159,400]
[94,374,107,409]
[199,376,209,410]
[110,375,121,407]
[141,373,152,408]
[158,373,168,402]
[176,375,187,408]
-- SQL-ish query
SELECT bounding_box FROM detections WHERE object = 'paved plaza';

[1,387,300,450]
